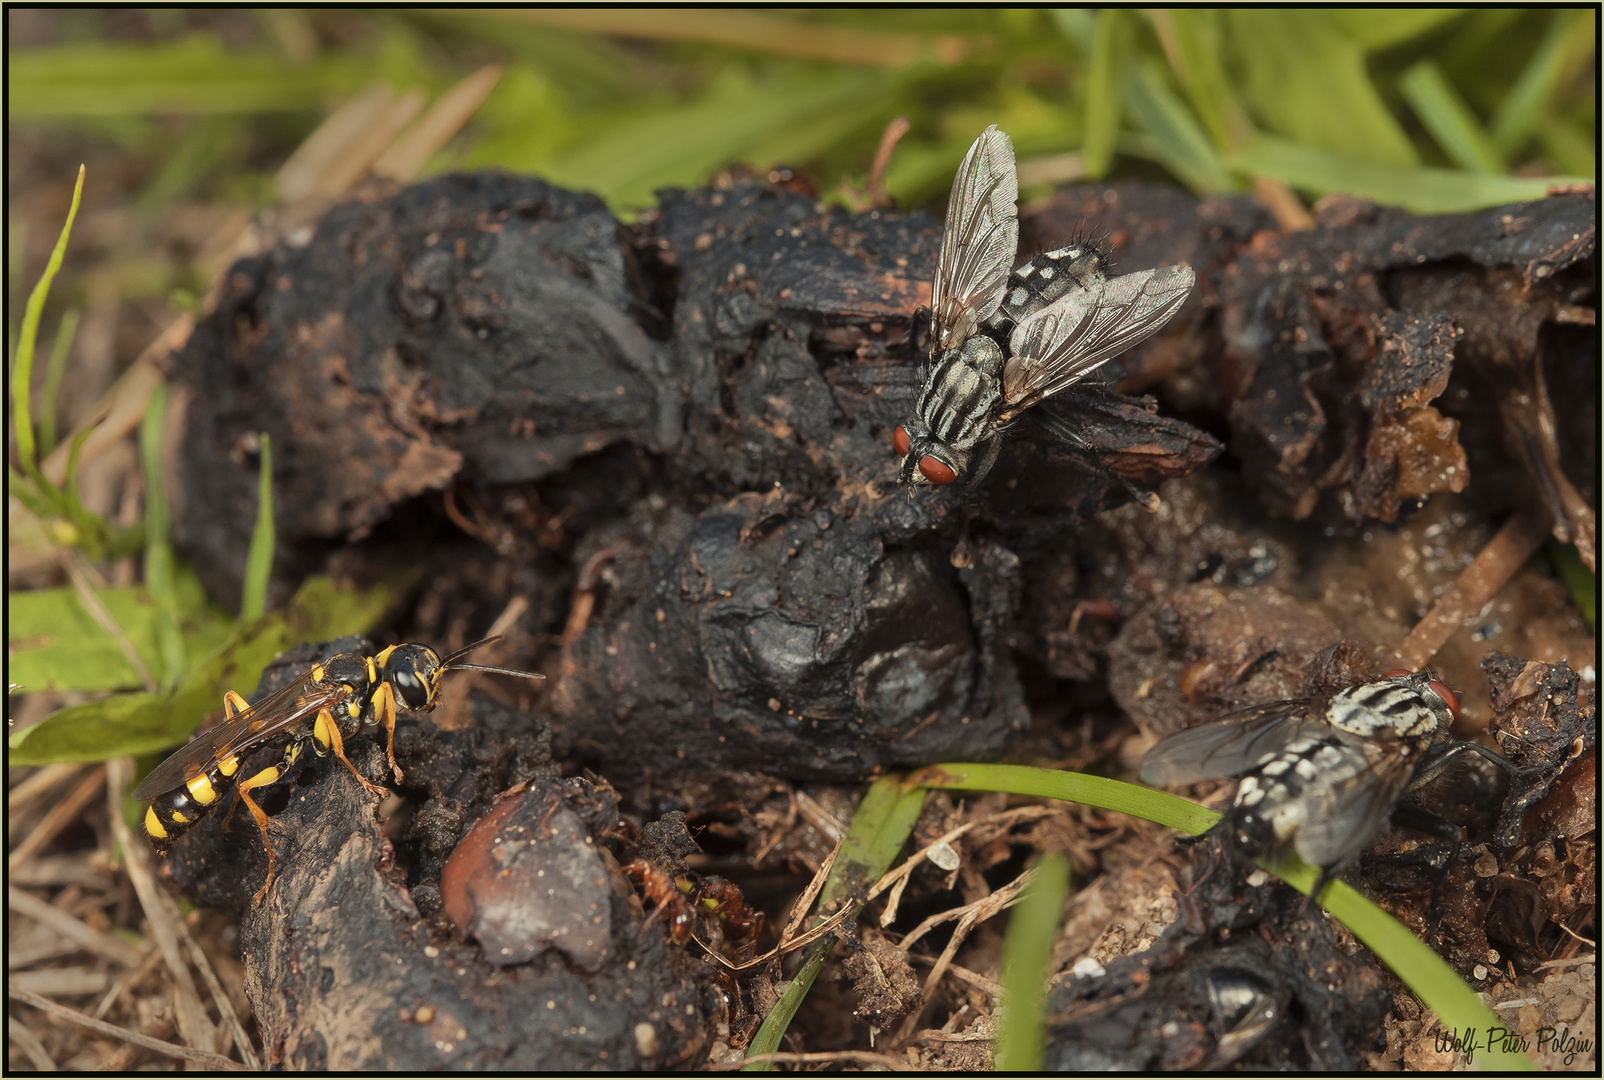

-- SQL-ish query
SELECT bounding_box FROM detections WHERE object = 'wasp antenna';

[445,662,545,681]
[441,636,503,666]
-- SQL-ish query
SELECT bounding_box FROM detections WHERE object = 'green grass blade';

[1081,9,1129,180]
[743,776,925,1070]
[1490,11,1578,155]
[1326,9,1467,52]
[1400,59,1504,173]
[1548,542,1596,631]
[39,306,80,455]
[1122,56,1232,192]
[12,164,84,478]
[240,434,275,621]
[993,852,1070,1072]
[1231,133,1588,214]
[1163,8,1233,150]
[139,381,186,690]
[911,762,1535,1070]
[1227,10,1419,168]
[10,573,408,765]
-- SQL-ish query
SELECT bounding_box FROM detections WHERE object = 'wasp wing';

[130,669,349,800]
[1291,746,1416,869]
[927,125,1018,355]
[1000,263,1193,417]
[1140,700,1326,787]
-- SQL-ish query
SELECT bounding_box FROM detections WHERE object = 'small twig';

[8,764,107,871]
[92,943,164,1021]
[866,115,911,209]
[870,806,1054,911]
[371,65,502,182]
[61,554,156,692]
[1250,175,1315,232]
[699,837,846,972]
[8,762,83,814]
[9,987,249,1071]
[907,955,1004,999]
[560,543,625,650]
[8,1015,58,1071]
[1393,509,1555,671]
[719,1049,912,1071]
[793,789,846,843]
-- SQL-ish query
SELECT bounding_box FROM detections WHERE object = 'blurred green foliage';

[9,8,1593,218]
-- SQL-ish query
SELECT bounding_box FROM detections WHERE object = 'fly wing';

[927,125,1018,354]
[1140,700,1325,786]
[1001,263,1193,415]
[130,670,346,800]
[1292,747,1415,869]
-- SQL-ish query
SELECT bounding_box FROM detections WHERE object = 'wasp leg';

[313,707,388,797]
[370,681,404,784]
[234,761,288,902]
[222,690,250,719]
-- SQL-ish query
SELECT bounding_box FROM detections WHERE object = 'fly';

[133,637,543,901]
[894,125,1195,490]
[1140,668,1522,902]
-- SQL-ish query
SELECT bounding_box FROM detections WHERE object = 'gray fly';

[894,125,1195,489]
[1140,668,1522,901]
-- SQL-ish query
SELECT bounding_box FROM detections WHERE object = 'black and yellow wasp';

[133,638,543,900]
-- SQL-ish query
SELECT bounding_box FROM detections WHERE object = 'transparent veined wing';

[1139,700,1326,787]
[1291,744,1415,868]
[130,670,353,800]
[927,125,1018,355]
[1000,263,1193,416]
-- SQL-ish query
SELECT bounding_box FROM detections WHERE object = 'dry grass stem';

[716,1048,913,1070]
[103,759,218,1055]
[1394,508,1556,671]
[8,1015,58,1071]
[8,886,145,968]
[372,65,503,182]
[9,764,109,872]
[8,762,84,814]
[870,806,1055,925]
[9,987,249,1071]
[793,789,846,842]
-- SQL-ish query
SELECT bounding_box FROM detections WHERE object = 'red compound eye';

[893,425,911,458]
[918,455,957,485]
[1427,680,1460,719]
[1381,668,1412,679]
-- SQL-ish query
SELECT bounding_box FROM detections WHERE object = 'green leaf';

[9,566,232,695]
[1231,133,1588,214]
[541,66,890,214]
[140,381,186,690]
[12,165,84,479]
[1549,542,1595,631]
[240,433,275,621]
[1400,59,1504,173]
[994,853,1070,1072]
[9,35,357,116]
[39,306,80,456]
[1490,11,1580,156]
[1227,10,1419,168]
[1164,8,1234,150]
[9,574,406,765]
[1325,9,1466,52]
[1122,56,1232,192]
[1081,9,1130,180]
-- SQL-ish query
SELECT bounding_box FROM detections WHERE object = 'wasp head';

[382,643,446,712]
